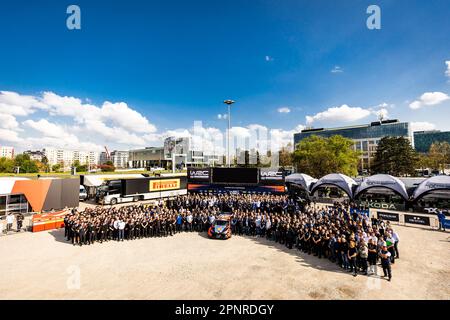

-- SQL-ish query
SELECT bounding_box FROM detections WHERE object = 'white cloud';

[0,90,160,151]
[306,104,372,124]
[0,91,47,116]
[217,113,228,120]
[23,119,68,138]
[331,66,343,73]
[409,92,450,109]
[265,56,273,62]
[411,122,437,132]
[445,61,450,78]
[0,128,21,142]
[0,114,19,130]
[277,107,291,113]
[101,101,157,133]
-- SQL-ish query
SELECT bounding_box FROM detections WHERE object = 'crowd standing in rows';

[65,193,399,281]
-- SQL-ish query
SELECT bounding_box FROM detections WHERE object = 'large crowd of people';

[65,193,399,281]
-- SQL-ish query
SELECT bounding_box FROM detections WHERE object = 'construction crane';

[104,146,111,160]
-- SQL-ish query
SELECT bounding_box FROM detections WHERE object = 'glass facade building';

[294,120,412,172]
[413,130,450,153]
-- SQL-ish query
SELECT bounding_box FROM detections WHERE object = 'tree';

[0,157,15,173]
[279,144,293,168]
[52,164,62,172]
[293,135,360,178]
[372,136,418,176]
[14,154,39,173]
[428,141,450,174]
[72,160,87,173]
[99,161,115,172]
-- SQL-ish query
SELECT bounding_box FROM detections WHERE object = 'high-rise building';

[0,146,14,159]
[293,120,412,172]
[110,150,129,169]
[43,148,99,168]
[413,130,450,153]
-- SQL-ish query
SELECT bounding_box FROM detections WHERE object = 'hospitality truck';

[95,176,187,205]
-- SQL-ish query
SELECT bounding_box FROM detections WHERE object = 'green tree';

[372,136,418,176]
[14,154,39,173]
[52,163,62,172]
[428,141,450,174]
[293,135,360,177]
[0,157,15,173]
[279,144,293,168]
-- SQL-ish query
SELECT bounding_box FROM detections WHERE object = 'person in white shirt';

[390,228,400,259]
[0,219,4,235]
[6,214,14,233]
[118,220,126,241]
[186,212,193,232]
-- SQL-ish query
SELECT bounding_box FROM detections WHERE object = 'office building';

[413,130,450,153]
[294,120,412,172]
[129,147,167,169]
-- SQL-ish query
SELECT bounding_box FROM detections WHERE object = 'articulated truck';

[95,176,187,205]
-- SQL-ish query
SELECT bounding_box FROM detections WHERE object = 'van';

[79,185,87,201]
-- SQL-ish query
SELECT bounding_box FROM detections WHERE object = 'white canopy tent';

[285,173,317,191]
[412,175,450,201]
[310,173,357,198]
[354,174,409,200]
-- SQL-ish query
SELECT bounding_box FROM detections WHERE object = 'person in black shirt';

[379,245,392,281]
[348,240,358,277]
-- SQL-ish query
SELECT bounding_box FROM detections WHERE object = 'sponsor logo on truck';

[149,179,180,191]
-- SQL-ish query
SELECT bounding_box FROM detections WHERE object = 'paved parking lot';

[0,221,449,300]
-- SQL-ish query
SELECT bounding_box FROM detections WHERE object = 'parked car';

[79,185,88,201]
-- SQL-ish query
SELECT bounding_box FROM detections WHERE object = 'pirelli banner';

[150,179,181,192]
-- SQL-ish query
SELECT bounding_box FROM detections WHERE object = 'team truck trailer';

[96,176,187,205]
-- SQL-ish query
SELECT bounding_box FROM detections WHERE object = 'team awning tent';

[82,174,146,187]
[310,173,357,198]
[412,175,450,201]
[285,173,317,191]
[354,174,409,200]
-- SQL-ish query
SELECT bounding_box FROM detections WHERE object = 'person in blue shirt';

[176,214,183,233]
[437,210,446,231]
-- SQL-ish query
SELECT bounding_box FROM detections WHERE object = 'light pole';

[223,99,235,167]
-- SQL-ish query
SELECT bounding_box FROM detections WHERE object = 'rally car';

[208,214,232,239]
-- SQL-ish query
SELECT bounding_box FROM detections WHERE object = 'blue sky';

[0,0,449,152]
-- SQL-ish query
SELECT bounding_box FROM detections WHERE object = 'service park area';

[0,215,449,300]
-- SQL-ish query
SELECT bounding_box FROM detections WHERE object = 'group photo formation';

[66,194,399,280]
[0,0,449,317]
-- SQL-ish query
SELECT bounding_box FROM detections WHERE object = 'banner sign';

[358,200,405,211]
[404,214,431,226]
[259,169,285,185]
[377,211,399,222]
[32,210,68,232]
[150,179,180,192]
[187,168,210,182]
